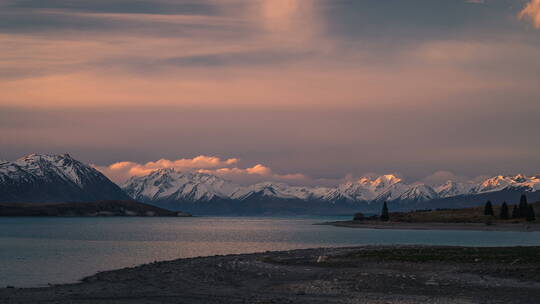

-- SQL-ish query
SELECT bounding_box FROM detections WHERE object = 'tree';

[499,202,509,220]
[484,200,494,216]
[380,201,389,222]
[512,205,519,219]
[526,205,536,222]
[519,194,528,218]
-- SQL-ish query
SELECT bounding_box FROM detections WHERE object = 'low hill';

[0,200,192,217]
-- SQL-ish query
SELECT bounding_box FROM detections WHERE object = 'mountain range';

[122,168,540,214]
[1,154,539,215]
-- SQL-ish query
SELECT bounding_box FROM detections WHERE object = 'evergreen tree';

[526,205,536,222]
[380,201,389,222]
[484,200,494,216]
[519,194,528,218]
[512,205,519,219]
[499,202,509,220]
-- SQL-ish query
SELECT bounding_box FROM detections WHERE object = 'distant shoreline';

[0,201,192,217]
[319,220,540,231]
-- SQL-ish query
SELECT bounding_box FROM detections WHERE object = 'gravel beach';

[2,245,540,304]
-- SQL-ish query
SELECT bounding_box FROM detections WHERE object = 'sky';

[1,0,539,186]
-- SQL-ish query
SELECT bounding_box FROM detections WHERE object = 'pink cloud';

[93,156,238,182]
[93,156,312,185]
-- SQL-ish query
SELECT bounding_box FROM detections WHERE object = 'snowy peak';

[123,168,240,202]
[0,153,129,203]
[373,182,412,202]
[230,182,320,201]
[396,184,438,202]
[335,174,405,202]
[371,174,402,190]
[2,153,97,187]
[474,175,513,193]
[120,170,540,207]
[472,174,539,193]
[435,180,474,198]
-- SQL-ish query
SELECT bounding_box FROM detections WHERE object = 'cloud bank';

[94,156,238,183]
[94,156,310,185]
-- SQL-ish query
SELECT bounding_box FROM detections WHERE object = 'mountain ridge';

[2,154,539,215]
[122,167,540,214]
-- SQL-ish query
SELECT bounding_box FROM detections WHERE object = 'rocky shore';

[2,245,540,303]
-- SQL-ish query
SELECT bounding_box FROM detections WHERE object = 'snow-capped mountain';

[334,175,431,203]
[2,153,538,214]
[123,169,330,203]
[394,184,439,202]
[123,168,239,203]
[471,174,540,193]
[0,154,130,203]
[329,175,405,202]
[435,180,474,198]
[230,182,331,201]
[120,169,540,214]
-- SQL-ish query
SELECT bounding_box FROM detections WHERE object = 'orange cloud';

[94,156,311,185]
[94,156,238,182]
[519,0,540,28]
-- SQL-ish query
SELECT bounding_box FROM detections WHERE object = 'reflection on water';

[1,216,540,287]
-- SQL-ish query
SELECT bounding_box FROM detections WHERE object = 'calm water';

[2,216,540,287]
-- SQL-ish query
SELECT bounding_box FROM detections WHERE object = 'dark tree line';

[484,194,535,221]
[373,195,535,223]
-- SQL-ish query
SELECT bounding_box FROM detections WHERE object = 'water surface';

[2,216,540,287]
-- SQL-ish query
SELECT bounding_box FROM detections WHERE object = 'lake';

[2,216,540,287]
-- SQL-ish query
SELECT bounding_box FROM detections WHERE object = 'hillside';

[0,200,192,217]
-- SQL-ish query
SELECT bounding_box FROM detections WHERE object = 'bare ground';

[2,246,540,304]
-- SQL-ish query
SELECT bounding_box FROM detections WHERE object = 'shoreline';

[319,220,540,231]
[2,245,540,303]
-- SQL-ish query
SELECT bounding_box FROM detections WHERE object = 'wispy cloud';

[519,0,540,28]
